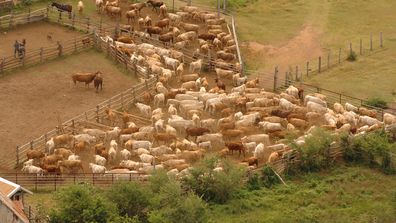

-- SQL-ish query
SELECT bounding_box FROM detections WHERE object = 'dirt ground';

[0,50,139,168]
[0,21,82,57]
[241,25,323,76]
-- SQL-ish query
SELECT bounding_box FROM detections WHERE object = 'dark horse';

[51,2,72,18]
[94,74,103,93]
[146,0,163,12]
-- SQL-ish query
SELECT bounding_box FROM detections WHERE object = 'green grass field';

[25,166,396,222]
[209,166,396,223]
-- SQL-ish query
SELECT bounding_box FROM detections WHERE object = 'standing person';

[14,40,19,58]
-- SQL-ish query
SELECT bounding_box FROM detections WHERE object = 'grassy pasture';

[25,166,396,222]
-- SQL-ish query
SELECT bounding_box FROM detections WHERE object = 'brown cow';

[26,149,45,160]
[71,71,100,88]
[185,127,210,140]
[214,78,226,91]
[57,160,84,173]
[153,133,177,144]
[225,142,246,157]
[198,33,216,41]
[120,127,139,134]
[146,26,162,36]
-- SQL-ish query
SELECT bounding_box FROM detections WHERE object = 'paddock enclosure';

[0,51,139,165]
[0,21,82,56]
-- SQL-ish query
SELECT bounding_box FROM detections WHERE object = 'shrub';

[347,50,357,61]
[182,156,245,203]
[49,185,118,223]
[364,97,388,109]
[106,182,152,220]
[343,130,395,174]
[247,173,261,191]
[260,165,281,188]
[149,179,208,223]
[291,128,335,173]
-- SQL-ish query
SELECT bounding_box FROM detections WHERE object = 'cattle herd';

[19,1,396,178]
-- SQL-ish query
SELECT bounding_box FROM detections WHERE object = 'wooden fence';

[10,75,157,169]
[0,8,48,29]
[0,8,116,74]
[0,33,94,74]
[0,0,13,11]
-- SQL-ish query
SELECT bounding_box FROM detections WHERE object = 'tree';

[106,182,152,220]
[49,184,118,223]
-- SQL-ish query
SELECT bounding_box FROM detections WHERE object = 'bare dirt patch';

[242,25,323,71]
[0,50,138,167]
[0,21,82,56]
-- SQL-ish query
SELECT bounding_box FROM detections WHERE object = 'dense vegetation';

[27,129,396,223]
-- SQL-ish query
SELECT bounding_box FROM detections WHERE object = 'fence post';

[58,11,61,23]
[72,13,75,29]
[187,0,191,6]
[327,50,331,68]
[99,15,103,34]
[318,56,321,73]
[92,174,95,186]
[306,61,309,77]
[0,58,4,73]
[96,105,100,123]
[284,72,288,86]
[30,141,33,149]
[29,205,31,220]
[145,79,148,90]
[349,42,352,55]
[339,94,342,103]
[370,33,373,51]
[217,0,220,18]
[54,175,57,191]
[273,66,278,92]
[223,0,227,10]
[28,8,31,23]
[172,0,175,12]
[57,42,63,57]
[16,146,19,167]
[46,6,49,19]
[380,32,383,48]
[39,48,43,63]
[360,38,362,55]
[338,48,341,64]
[35,175,37,192]
[86,17,90,33]
[295,66,298,81]
[9,12,13,29]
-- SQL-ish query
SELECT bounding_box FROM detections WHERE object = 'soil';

[242,25,323,72]
[0,51,138,168]
[0,21,82,57]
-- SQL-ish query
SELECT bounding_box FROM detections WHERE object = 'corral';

[0,50,139,165]
[0,21,82,56]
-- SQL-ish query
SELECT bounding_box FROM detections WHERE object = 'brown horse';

[94,73,103,93]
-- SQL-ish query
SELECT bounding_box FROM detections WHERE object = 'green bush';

[260,165,281,188]
[364,97,388,109]
[343,130,395,174]
[347,50,357,61]
[247,173,261,191]
[149,179,208,223]
[106,182,152,220]
[182,156,245,203]
[292,128,335,173]
[49,185,118,223]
